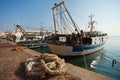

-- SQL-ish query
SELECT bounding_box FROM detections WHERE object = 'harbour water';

[32,36,120,80]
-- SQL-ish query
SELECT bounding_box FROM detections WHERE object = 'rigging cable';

[60,6,73,33]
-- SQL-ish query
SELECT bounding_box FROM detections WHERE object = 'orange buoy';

[15,46,23,51]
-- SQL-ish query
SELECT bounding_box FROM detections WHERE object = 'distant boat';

[47,1,107,56]
[15,24,48,49]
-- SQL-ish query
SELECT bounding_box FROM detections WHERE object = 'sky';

[0,0,120,36]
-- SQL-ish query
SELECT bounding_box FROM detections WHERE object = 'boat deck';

[0,43,112,80]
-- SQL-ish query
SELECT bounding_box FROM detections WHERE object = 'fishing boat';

[47,1,107,56]
[15,24,48,49]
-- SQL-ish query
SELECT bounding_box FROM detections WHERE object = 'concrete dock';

[0,43,112,80]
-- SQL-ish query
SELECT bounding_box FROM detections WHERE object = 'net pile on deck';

[25,54,66,77]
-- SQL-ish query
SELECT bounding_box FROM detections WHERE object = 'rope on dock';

[25,54,67,77]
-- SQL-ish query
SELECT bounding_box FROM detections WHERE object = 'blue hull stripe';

[72,42,105,52]
[72,46,84,52]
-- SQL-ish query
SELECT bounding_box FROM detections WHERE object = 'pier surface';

[0,43,112,80]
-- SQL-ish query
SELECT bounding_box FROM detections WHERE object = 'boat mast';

[52,1,79,35]
[89,14,95,33]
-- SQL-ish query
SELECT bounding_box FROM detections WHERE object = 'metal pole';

[52,8,57,35]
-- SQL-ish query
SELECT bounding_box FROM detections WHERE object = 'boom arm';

[15,24,35,39]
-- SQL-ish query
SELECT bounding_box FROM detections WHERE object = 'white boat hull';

[48,42,105,56]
